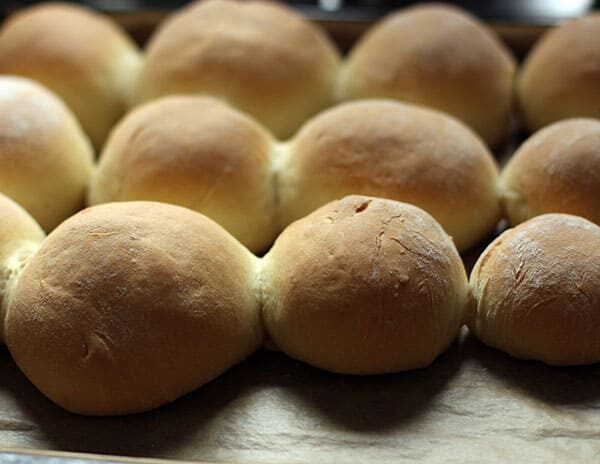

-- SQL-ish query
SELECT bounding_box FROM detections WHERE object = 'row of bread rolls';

[1,0,599,151]
[1,192,600,416]
[0,194,468,414]
[1,73,599,257]
[90,95,501,253]
[0,0,525,151]
[2,77,483,252]
[135,0,515,147]
[0,70,502,252]
[75,97,600,251]
[133,2,600,144]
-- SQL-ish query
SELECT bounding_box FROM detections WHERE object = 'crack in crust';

[371,213,405,343]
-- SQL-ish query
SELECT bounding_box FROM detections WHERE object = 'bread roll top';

[339,3,515,147]
[0,2,142,149]
[469,213,600,365]
[501,118,600,226]
[90,96,278,253]
[278,99,500,252]
[5,201,264,415]
[0,76,93,231]
[135,0,341,139]
[261,195,469,374]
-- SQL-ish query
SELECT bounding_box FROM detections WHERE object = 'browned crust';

[501,118,600,226]
[517,14,600,133]
[5,201,264,415]
[135,0,341,139]
[278,99,501,252]
[469,213,600,365]
[89,95,278,252]
[339,3,516,147]
[262,195,469,374]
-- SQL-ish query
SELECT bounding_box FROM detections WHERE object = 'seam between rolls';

[0,241,42,343]
[253,254,273,350]
[269,140,289,235]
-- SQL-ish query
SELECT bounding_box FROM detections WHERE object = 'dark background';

[1,0,600,24]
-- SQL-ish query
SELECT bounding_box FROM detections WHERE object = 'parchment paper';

[1,327,600,463]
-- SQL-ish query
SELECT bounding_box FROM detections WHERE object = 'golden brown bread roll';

[0,193,45,342]
[500,118,600,226]
[89,96,278,253]
[468,214,600,365]
[517,14,600,133]
[5,202,264,415]
[261,195,469,374]
[0,2,142,150]
[0,76,93,231]
[277,99,501,252]
[134,0,341,139]
[338,3,516,147]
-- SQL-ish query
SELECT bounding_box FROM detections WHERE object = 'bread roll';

[339,3,515,147]
[0,76,93,231]
[0,193,45,342]
[278,99,501,252]
[134,0,341,139]
[0,3,142,150]
[469,214,600,365]
[89,96,278,253]
[261,195,469,374]
[5,202,264,415]
[518,14,600,133]
[501,118,600,226]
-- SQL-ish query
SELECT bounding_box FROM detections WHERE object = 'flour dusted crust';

[134,0,341,139]
[501,118,600,226]
[339,3,515,147]
[469,214,600,365]
[278,99,500,252]
[5,201,264,415]
[0,2,142,149]
[518,14,600,134]
[89,96,278,253]
[261,195,469,374]
[0,76,93,231]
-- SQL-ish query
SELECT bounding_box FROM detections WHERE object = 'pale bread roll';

[518,14,600,134]
[134,0,341,139]
[339,3,515,147]
[5,202,264,415]
[469,214,600,365]
[278,99,501,252]
[501,118,600,226]
[0,2,142,150]
[0,193,45,342]
[89,96,278,253]
[261,195,469,374]
[0,76,93,231]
